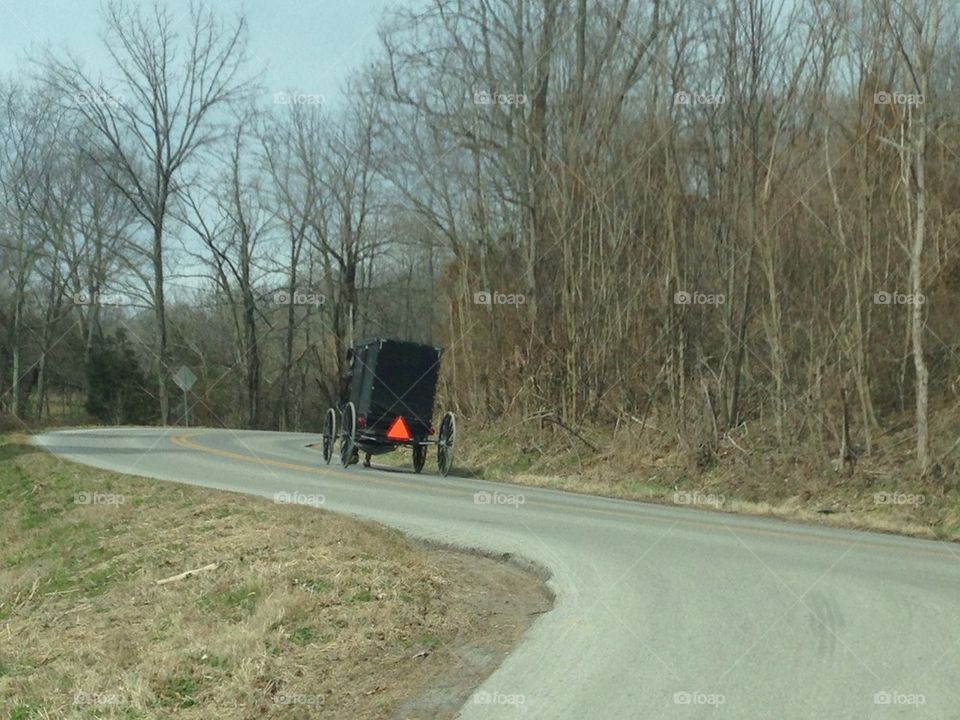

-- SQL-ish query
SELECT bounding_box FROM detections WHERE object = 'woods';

[1,0,958,478]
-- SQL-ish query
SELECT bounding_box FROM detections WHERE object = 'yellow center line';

[170,432,960,563]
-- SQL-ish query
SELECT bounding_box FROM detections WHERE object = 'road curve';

[35,427,960,719]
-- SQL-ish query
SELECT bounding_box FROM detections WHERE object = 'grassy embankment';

[0,431,550,719]
[376,410,960,540]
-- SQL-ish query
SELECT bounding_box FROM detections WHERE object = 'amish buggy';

[321,338,456,476]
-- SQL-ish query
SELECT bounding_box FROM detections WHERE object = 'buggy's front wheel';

[322,408,336,464]
[412,442,427,473]
[340,402,357,468]
[437,411,455,476]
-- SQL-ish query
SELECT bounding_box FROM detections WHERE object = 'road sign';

[172,366,197,426]
[173,366,197,392]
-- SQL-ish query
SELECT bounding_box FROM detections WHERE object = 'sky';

[0,0,404,297]
[0,0,399,109]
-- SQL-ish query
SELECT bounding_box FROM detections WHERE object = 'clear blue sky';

[0,0,399,108]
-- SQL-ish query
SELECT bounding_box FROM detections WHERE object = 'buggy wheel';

[322,408,336,464]
[412,442,427,473]
[340,402,357,468]
[437,411,456,476]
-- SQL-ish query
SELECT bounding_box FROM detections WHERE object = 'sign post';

[172,366,197,427]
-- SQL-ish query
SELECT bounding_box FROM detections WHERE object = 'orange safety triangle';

[386,416,411,440]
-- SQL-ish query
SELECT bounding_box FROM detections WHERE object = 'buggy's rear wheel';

[437,411,456,476]
[340,402,357,468]
[412,442,427,473]
[322,408,336,464]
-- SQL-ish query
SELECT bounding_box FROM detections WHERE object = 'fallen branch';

[529,411,599,452]
[156,562,220,586]
[723,432,751,456]
[937,433,960,465]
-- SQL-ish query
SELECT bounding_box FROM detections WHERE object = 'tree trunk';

[11,291,23,418]
[153,219,169,425]
[911,109,929,475]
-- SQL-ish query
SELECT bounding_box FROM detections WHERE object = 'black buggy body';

[348,338,440,451]
[321,338,456,475]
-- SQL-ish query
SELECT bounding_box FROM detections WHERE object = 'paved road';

[36,427,960,719]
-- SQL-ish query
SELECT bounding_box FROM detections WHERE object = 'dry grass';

[0,433,550,719]
[431,409,960,541]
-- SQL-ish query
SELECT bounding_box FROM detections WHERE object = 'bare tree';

[181,114,270,428]
[42,0,252,423]
[0,82,53,417]
[875,0,941,475]
[262,103,327,429]
[309,90,385,377]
